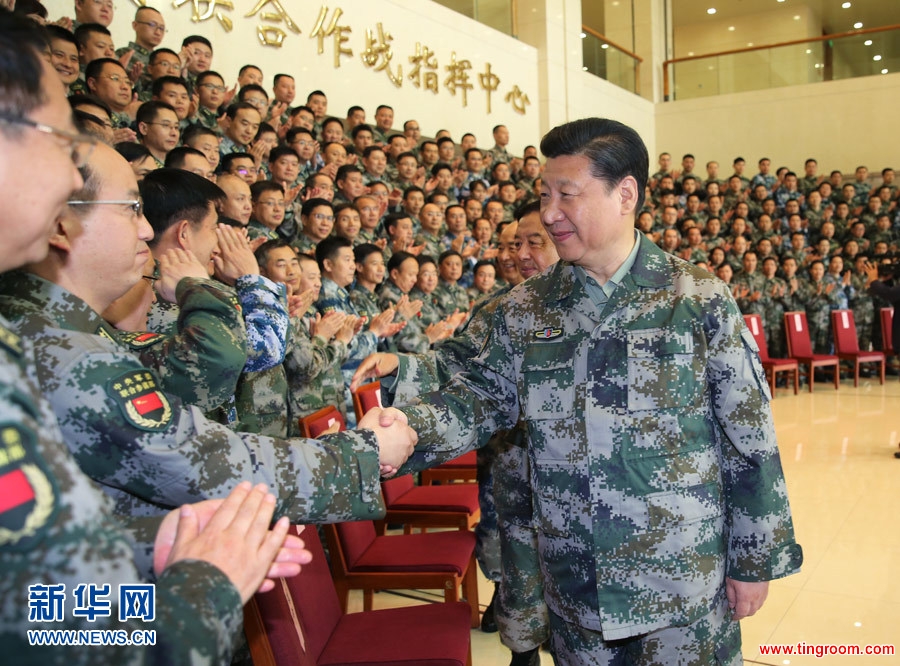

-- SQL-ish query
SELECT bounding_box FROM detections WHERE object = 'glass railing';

[664,24,900,101]
[430,0,515,37]
[581,26,642,95]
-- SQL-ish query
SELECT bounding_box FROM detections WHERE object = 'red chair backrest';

[352,380,382,421]
[742,314,770,360]
[784,311,813,357]
[831,309,860,354]
[335,520,377,569]
[252,525,336,666]
[381,474,415,504]
[882,308,894,353]
[300,406,346,438]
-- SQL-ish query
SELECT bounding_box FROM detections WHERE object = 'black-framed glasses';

[0,112,96,168]
[68,198,144,218]
[199,83,227,93]
[135,20,167,33]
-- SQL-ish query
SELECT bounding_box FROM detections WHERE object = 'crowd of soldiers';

[643,153,898,361]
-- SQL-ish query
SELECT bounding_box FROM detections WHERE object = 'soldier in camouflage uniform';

[849,255,875,352]
[732,250,767,327]
[432,250,471,317]
[0,19,308,662]
[802,260,842,354]
[759,256,789,358]
[391,119,802,663]
[0,142,418,524]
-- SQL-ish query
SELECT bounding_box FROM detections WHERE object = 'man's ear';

[48,211,79,252]
[175,219,193,251]
[322,257,334,275]
[618,176,639,215]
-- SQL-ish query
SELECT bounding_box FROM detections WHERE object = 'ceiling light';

[882,68,888,74]
[728,25,735,31]
[793,15,801,20]
[874,54,882,60]
[864,39,873,45]
[707,8,717,15]
[582,66,588,71]
[688,51,695,56]
[854,21,863,28]
[841,1,851,7]
[805,48,811,53]
[747,42,754,46]
[580,32,586,38]
[601,43,609,49]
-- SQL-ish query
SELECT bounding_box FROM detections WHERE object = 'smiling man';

[382,118,802,665]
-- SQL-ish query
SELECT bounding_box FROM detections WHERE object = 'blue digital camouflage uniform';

[316,277,379,387]
[398,234,802,656]
[0,272,384,523]
[148,274,288,374]
[387,284,550,654]
[0,313,245,665]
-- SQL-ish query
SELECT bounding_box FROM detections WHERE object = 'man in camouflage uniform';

[392,119,802,663]
[0,16,306,663]
[0,142,418,524]
[759,256,789,358]
[354,203,555,666]
[732,250,767,326]
[802,260,842,354]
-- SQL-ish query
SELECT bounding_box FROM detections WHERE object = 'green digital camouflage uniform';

[349,284,381,322]
[760,276,789,358]
[386,284,550,654]
[0,313,244,665]
[284,315,350,433]
[415,231,445,262]
[849,271,875,351]
[398,234,802,659]
[0,272,384,523]
[122,277,247,413]
[393,288,441,355]
[432,279,470,318]
[801,277,841,353]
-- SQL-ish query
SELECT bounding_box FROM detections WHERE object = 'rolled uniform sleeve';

[235,274,289,372]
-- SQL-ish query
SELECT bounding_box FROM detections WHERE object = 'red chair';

[881,307,894,355]
[831,309,885,387]
[783,311,840,392]
[246,525,473,666]
[298,405,346,438]
[322,520,481,628]
[351,380,382,422]
[743,314,799,395]
[420,451,478,485]
[379,473,480,535]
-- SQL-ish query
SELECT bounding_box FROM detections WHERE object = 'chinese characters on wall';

[169,1,531,115]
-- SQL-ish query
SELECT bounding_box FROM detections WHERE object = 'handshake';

[356,406,419,477]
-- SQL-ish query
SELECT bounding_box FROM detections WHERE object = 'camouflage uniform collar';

[545,233,672,308]
[0,271,119,339]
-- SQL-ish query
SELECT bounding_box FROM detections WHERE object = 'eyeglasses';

[311,213,334,222]
[199,83,226,93]
[291,140,314,147]
[68,198,144,218]
[147,121,179,131]
[152,60,180,71]
[0,112,96,168]
[135,20,167,33]
[257,200,286,209]
[99,74,128,84]
[235,167,259,176]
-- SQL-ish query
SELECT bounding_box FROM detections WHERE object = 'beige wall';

[105,0,541,155]
[655,71,900,177]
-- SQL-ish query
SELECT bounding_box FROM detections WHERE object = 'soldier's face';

[262,246,301,292]
[416,262,438,294]
[182,204,220,274]
[357,252,385,285]
[325,247,356,288]
[65,143,154,303]
[515,211,558,279]
[217,176,252,224]
[1,57,84,272]
[496,222,522,285]
[391,257,419,293]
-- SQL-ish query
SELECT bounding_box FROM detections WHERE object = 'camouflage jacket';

[121,277,247,413]
[0,272,384,523]
[432,279,470,318]
[285,316,350,431]
[147,275,288,375]
[316,277,378,384]
[0,314,243,665]
[400,234,802,640]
